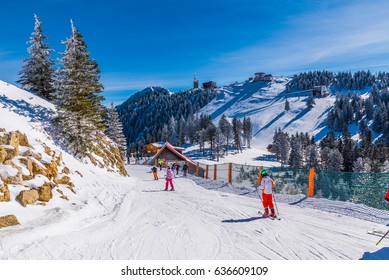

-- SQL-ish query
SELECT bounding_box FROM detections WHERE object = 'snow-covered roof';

[151,142,184,150]
[148,141,195,165]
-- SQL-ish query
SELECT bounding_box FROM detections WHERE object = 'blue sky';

[1,0,389,104]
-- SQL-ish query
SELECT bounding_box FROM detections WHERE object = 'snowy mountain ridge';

[198,77,338,149]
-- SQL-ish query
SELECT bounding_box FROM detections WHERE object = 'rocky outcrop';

[0,215,20,228]
[37,183,53,202]
[17,189,39,207]
[0,146,7,163]
[86,137,128,176]
[0,183,10,202]
[0,129,75,207]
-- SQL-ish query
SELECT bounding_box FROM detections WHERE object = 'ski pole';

[273,193,280,216]
[255,187,265,214]
[376,228,389,245]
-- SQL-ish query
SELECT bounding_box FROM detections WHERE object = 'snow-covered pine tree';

[106,102,127,159]
[54,20,106,156]
[326,149,344,171]
[18,14,55,100]
[243,117,252,148]
[214,127,226,161]
[232,116,243,153]
[206,122,217,157]
[289,135,303,168]
[272,128,290,166]
[306,144,319,168]
[279,131,290,166]
[284,98,290,111]
[161,124,169,142]
[186,115,198,144]
[199,128,206,155]
[178,117,186,145]
[306,95,315,108]
[219,114,232,155]
[341,128,354,172]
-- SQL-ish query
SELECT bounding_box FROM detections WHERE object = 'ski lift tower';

[193,74,199,89]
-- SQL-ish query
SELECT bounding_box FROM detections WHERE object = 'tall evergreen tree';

[18,15,55,100]
[232,116,243,153]
[178,117,186,145]
[284,98,290,111]
[55,20,105,155]
[106,102,127,159]
[167,116,179,145]
[306,144,319,168]
[341,127,355,171]
[214,127,226,161]
[326,149,344,171]
[219,114,232,155]
[243,117,253,148]
[289,135,303,168]
[206,123,217,157]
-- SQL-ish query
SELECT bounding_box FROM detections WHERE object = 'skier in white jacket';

[258,169,276,217]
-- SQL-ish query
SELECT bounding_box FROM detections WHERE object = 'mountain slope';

[199,77,336,148]
[0,81,127,227]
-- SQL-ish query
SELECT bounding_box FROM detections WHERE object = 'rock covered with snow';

[0,214,19,229]
[0,129,74,208]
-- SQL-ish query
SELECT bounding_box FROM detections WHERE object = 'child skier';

[258,169,277,217]
[164,166,175,191]
[158,159,163,171]
[152,165,158,180]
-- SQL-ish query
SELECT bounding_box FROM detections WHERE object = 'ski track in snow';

[0,165,388,260]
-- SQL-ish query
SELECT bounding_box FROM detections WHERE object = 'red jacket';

[386,188,389,201]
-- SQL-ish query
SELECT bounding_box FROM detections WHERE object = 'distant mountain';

[116,86,218,149]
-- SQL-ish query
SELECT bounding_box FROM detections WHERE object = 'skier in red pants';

[258,169,276,217]
[164,167,175,191]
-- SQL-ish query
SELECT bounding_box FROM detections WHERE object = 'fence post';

[214,164,217,181]
[196,162,199,177]
[257,166,263,186]
[205,165,209,179]
[308,168,315,198]
[228,163,232,183]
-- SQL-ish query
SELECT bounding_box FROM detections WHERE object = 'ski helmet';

[260,169,268,176]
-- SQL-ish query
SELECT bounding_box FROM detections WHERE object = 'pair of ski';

[258,210,281,220]
[367,228,389,245]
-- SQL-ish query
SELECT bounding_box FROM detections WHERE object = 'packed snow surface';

[1,164,388,260]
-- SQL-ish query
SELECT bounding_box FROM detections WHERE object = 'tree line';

[285,70,389,92]
[17,15,126,158]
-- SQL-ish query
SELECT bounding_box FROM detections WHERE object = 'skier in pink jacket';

[164,167,175,191]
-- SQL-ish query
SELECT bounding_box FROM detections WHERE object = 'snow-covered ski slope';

[0,80,388,260]
[3,164,387,260]
[199,78,335,148]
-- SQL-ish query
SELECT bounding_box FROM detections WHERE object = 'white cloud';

[205,0,389,77]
